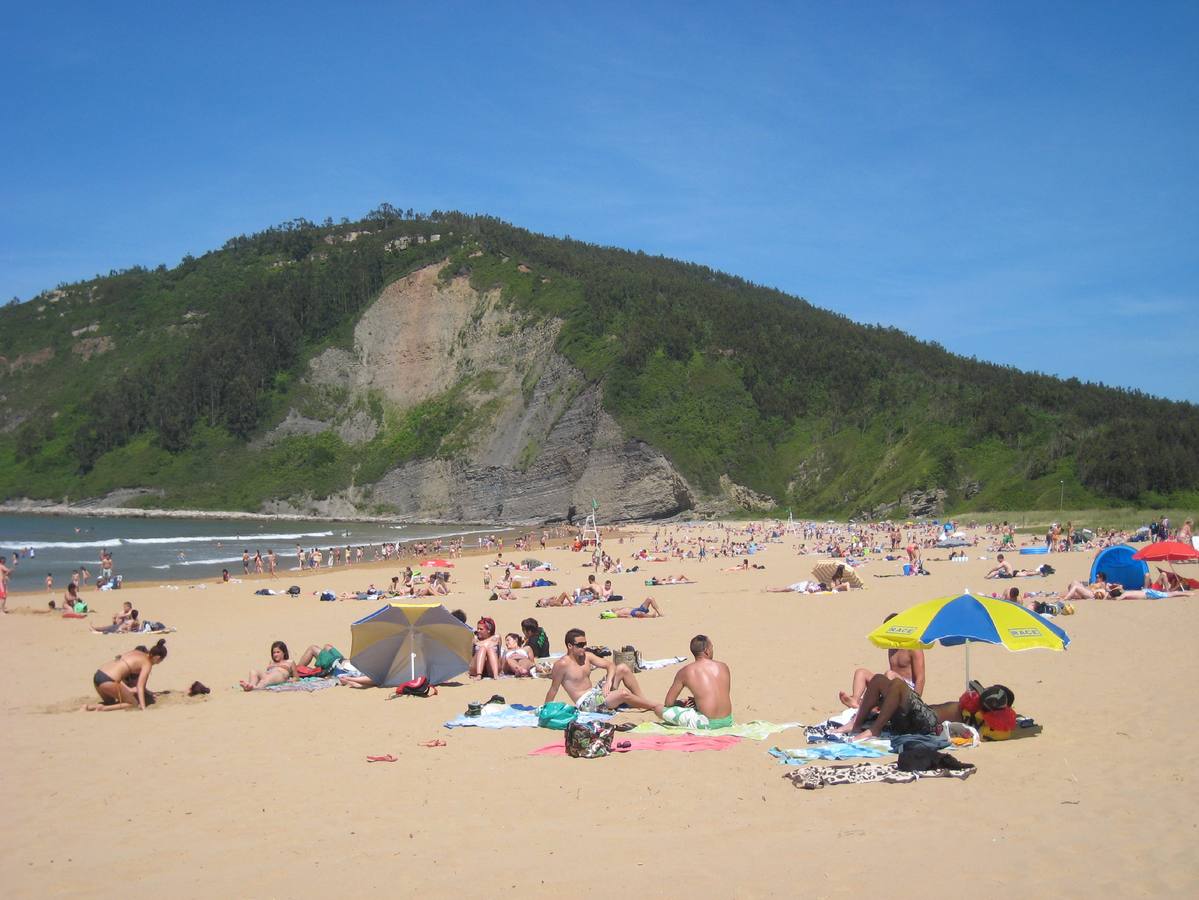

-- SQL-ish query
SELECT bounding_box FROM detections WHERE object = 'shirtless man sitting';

[985,554,1015,579]
[653,634,733,729]
[543,628,656,712]
[839,613,925,707]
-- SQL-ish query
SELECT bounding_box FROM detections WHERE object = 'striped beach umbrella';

[350,603,474,687]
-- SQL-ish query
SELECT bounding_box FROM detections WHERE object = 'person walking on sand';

[653,635,733,729]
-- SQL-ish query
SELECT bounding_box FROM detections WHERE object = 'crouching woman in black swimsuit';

[85,639,168,711]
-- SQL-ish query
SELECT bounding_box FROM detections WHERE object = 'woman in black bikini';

[85,639,168,711]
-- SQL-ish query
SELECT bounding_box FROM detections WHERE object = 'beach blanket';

[444,703,613,729]
[263,677,339,693]
[630,720,803,740]
[638,656,688,671]
[783,761,976,790]
[530,735,741,756]
[769,743,889,765]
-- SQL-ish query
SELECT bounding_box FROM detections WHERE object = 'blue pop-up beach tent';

[1090,544,1148,591]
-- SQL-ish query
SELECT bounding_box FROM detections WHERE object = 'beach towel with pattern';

[263,677,339,692]
[444,704,612,729]
[783,761,976,790]
[530,734,741,756]
[769,743,889,765]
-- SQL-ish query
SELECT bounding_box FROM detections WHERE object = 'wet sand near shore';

[1,525,1195,898]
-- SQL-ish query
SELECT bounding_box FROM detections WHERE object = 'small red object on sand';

[366,754,398,763]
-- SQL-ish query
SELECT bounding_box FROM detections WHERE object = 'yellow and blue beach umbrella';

[350,603,474,687]
[867,592,1069,685]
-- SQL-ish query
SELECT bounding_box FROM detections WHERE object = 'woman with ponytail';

[85,639,168,711]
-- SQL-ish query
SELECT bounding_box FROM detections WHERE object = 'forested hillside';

[1,208,1195,518]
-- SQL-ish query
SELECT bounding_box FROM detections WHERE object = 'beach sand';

[1,526,1195,898]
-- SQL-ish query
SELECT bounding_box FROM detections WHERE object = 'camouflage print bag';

[565,720,616,758]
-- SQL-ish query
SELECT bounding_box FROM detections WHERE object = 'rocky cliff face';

[266,263,696,523]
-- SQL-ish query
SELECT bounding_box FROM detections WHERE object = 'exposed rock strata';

[273,263,697,522]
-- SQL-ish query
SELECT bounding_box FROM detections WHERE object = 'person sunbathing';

[535,591,574,607]
[469,617,501,679]
[240,641,297,691]
[84,639,168,711]
[500,633,536,676]
[823,564,854,591]
[600,597,663,619]
[832,673,963,742]
[764,580,821,593]
[984,554,1015,579]
[1108,587,1190,600]
[294,644,377,687]
[646,574,693,586]
[838,613,925,707]
[543,627,656,712]
[1059,572,1112,600]
[91,609,140,634]
[652,634,733,729]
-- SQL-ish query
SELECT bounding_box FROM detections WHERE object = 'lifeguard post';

[580,500,601,557]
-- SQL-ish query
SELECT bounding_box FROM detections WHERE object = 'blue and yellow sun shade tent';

[867,592,1070,687]
[350,603,475,687]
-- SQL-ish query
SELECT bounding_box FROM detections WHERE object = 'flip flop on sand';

[419,740,446,748]
[366,754,398,762]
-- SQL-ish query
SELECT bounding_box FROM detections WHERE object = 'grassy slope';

[1,212,1196,519]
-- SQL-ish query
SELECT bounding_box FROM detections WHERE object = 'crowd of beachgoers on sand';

[3,512,1190,738]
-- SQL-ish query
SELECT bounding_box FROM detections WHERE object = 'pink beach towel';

[529,734,742,756]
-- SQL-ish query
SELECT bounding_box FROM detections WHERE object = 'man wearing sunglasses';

[543,628,655,713]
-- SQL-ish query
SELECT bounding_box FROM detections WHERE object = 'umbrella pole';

[965,642,971,690]
[411,652,416,681]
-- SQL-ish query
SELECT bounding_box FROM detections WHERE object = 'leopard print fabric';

[784,761,975,790]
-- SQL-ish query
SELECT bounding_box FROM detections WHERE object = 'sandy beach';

[1,524,1196,898]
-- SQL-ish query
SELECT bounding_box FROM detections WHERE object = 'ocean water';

[0,513,509,593]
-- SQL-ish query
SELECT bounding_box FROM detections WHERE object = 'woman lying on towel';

[646,574,693,586]
[84,639,168,711]
[240,640,297,691]
[764,581,822,593]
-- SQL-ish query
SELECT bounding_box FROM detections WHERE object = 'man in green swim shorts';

[654,634,734,729]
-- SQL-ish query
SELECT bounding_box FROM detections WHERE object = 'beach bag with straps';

[565,720,616,758]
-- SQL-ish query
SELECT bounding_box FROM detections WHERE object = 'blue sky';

[3,2,1196,401]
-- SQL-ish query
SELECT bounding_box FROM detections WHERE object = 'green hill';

[1,208,1196,519]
